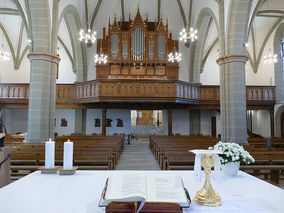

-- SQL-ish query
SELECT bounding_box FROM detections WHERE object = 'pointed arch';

[59,5,86,81]
[189,7,219,82]
[0,22,16,67]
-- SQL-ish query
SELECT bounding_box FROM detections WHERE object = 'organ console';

[96,6,179,80]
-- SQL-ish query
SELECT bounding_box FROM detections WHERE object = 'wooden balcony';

[0,81,276,109]
[200,85,275,109]
[74,79,200,104]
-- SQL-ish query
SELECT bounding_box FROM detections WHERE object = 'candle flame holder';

[39,166,60,174]
[194,154,222,207]
[59,166,78,175]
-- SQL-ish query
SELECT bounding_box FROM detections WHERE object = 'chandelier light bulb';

[263,49,277,64]
[179,27,198,43]
[79,26,96,44]
[168,47,182,63]
[0,50,10,61]
[94,49,108,64]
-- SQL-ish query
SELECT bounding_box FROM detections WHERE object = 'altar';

[0,170,283,213]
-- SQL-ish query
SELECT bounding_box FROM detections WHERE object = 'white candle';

[63,139,73,170]
[45,138,55,169]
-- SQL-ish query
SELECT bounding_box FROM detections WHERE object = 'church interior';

[0,0,284,212]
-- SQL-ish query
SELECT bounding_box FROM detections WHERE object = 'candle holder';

[39,166,60,174]
[59,166,78,175]
[194,154,222,207]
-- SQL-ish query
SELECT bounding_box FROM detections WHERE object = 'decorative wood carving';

[116,119,123,127]
[95,119,101,127]
[0,83,276,108]
[61,118,67,127]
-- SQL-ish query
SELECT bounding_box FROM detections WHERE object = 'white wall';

[251,110,271,138]
[200,41,220,85]
[106,109,131,135]
[0,31,30,83]
[86,109,131,135]
[86,109,102,134]
[200,110,220,137]
[56,42,76,84]
[172,109,190,135]
[55,109,75,136]
[1,109,28,134]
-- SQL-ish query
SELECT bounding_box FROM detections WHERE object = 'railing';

[0,82,276,105]
[200,86,220,101]
[246,86,275,101]
[0,84,29,100]
[56,84,74,103]
[200,85,275,102]
[74,80,200,103]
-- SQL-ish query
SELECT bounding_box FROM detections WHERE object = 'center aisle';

[115,138,161,170]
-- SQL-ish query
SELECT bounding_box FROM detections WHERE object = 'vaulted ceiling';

[0,0,283,73]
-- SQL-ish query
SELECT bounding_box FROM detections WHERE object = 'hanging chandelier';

[263,48,277,64]
[168,46,182,63]
[0,44,10,61]
[79,23,97,44]
[179,26,198,43]
[94,41,107,64]
[0,50,10,61]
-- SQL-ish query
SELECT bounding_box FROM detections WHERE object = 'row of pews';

[150,136,284,184]
[5,135,124,180]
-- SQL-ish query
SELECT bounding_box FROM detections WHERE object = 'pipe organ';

[96,7,179,80]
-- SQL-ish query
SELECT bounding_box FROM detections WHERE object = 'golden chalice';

[194,154,222,206]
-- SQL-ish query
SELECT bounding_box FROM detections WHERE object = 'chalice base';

[194,188,222,207]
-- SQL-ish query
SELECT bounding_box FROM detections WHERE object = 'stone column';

[217,56,248,143]
[215,0,251,143]
[273,23,284,104]
[26,0,59,142]
[27,54,60,142]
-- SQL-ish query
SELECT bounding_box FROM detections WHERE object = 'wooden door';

[281,111,284,137]
[211,116,216,138]
[137,110,153,126]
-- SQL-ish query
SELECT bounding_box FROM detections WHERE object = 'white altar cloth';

[0,170,283,213]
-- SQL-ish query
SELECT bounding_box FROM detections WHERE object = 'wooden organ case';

[96,7,179,80]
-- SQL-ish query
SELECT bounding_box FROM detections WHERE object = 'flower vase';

[221,161,240,176]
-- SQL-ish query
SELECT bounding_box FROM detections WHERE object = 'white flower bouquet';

[209,141,255,165]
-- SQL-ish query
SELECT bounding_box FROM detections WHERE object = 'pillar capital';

[27,53,61,65]
[216,55,248,66]
[214,0,223,4]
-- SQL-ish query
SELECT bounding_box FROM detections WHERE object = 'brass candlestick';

[194,154,222,207]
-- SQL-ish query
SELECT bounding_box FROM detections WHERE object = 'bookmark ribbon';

[132,201,142,213]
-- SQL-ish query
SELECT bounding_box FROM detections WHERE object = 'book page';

[146,175,189,207]
[105,173,147,200]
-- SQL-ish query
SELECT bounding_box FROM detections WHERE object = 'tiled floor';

[115,138,161,170]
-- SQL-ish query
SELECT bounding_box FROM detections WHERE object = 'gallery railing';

[200,85,275,103]
[73,80,200,103]
[0,82,275,105]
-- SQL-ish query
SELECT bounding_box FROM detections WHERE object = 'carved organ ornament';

[96,6,179,80]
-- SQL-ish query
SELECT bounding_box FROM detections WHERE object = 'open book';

[99,173,191,212]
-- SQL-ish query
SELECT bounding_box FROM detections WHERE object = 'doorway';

[281,111,284,137]
[131,110,165,137]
